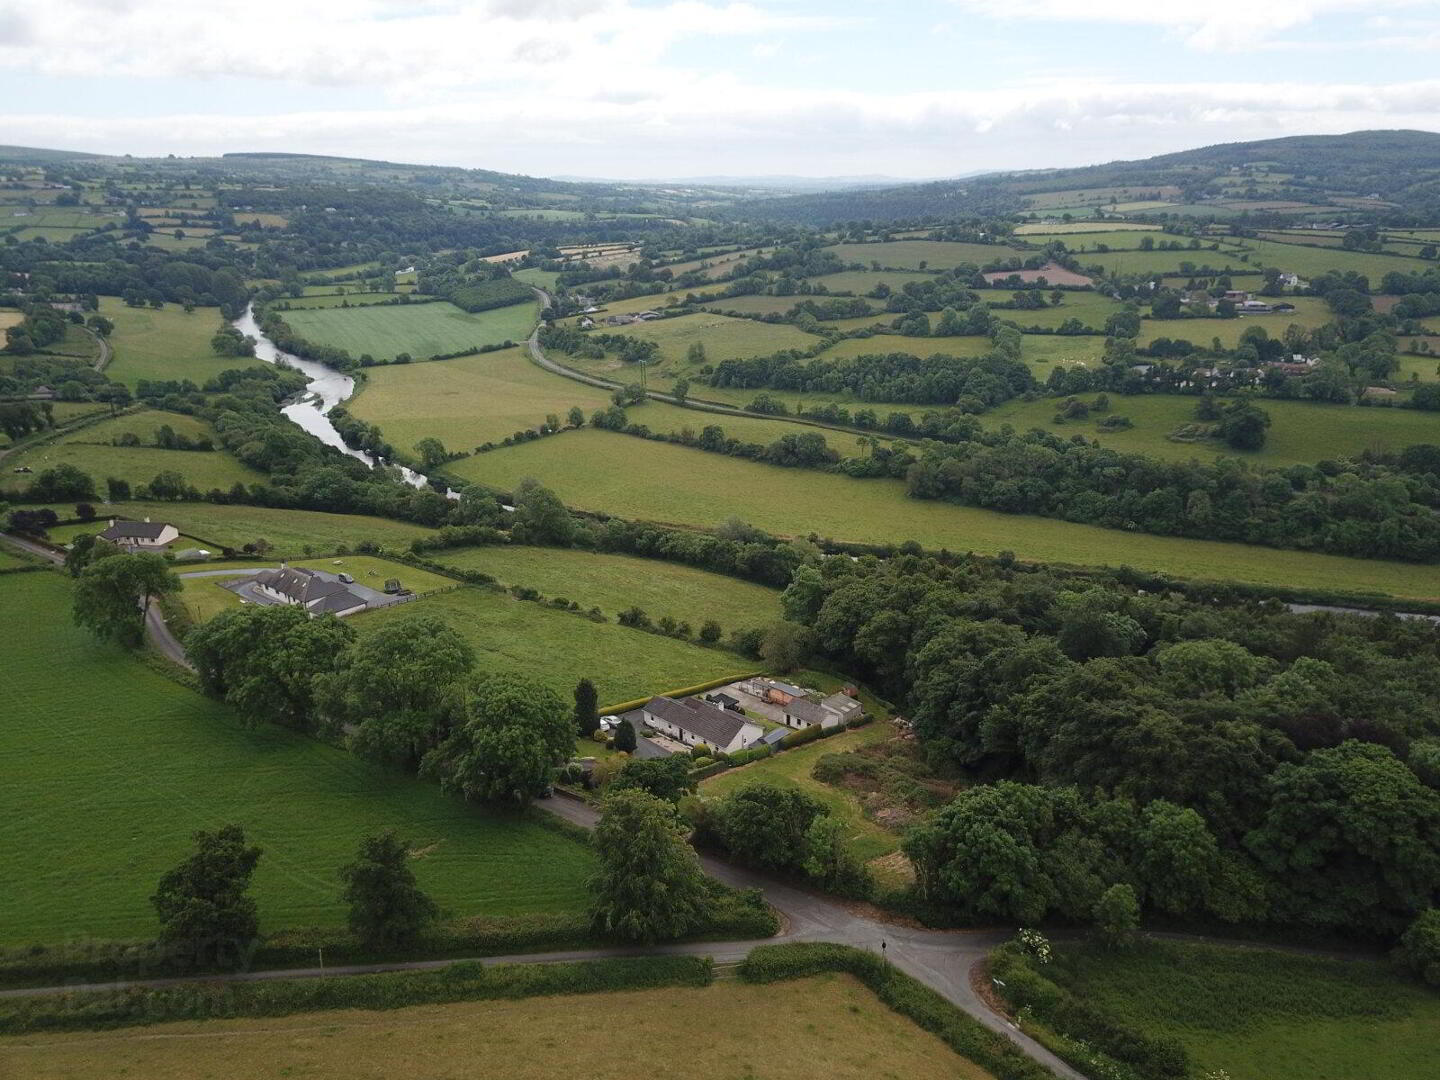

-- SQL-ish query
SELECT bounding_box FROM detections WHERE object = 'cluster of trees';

[780,551,1440,940]
[415,264,533,313]
[538,324,660,364]
[592,407,841,471]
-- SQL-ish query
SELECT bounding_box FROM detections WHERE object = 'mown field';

[982,394,1440,467]
[431,544,783,630]
[0,410,264,496]
[0,973,992,1080]
[0,572,592,944]
[281,300,539,360]
[362,586,754,708]
[43,502,437,557]
[1026,939,1440,1080]
[450,429,1440,599]
[99,298,242,387]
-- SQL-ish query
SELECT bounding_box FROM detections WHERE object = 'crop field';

[43,501,438,557]
[0,572,592,944]
[826,240,1013,270]
[232,211,289,227]
[0,309,22,330]
[1137,298,1333,348]
[361,586,753,708]
[0,412,264,496]
[981,393,1440,467]
[431,544,782,629]
[281,300,540,361]
[0,973,991,1080]
[451,429,1440,599]
[99,298,243,387]
[176,555,458,623]
[1026,939,1440,1080]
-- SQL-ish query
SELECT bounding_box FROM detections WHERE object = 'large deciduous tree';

[339,831,439,950]
[712,783,826,873]
[72,551,180,646]
[588,790,707,942]
[151,824,262,968]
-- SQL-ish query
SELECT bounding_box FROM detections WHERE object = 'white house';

[98,517,179,550]
[250,565,368,617]
[779,692,865,731]
[639,696,763,755]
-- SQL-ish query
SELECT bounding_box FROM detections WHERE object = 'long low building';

[639,696,764,755]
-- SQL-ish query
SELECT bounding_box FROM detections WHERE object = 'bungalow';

[779,691,866,731]
[639,696,763,755]
[250,565,368,617]
[98,517,179,550]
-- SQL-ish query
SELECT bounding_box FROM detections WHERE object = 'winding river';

[233,305,431,489]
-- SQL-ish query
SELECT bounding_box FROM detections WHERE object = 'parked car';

[337,572,355,584]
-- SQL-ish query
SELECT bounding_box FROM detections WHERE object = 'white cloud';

[948,0,1431,51]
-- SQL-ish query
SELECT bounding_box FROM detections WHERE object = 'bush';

[1396,909,1440,986]
[779,724,826,749]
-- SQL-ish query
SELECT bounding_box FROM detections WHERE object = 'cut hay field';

[450,429,1440,600]
[0,572,592,944]
[826,240,1013,270]
[43,502,437,557]
[431,544,782,630]
[1020,939,1440,1080]
[982,394,1440,467]
[361,587,753,708]
[0,411,264,496]
[99,298,241,388]
[0,973,992,1080]
[281,300,539,361]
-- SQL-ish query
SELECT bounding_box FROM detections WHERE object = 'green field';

[1014,222,1161,235]
[826,241,1014,270]
[0,571,592,944]
[1020,939,1440,1080]
[363,586,754,709]
[281,300,540,361]
[994,292,1121,329]
[701,294,821,317]
[1230,237,1431,283]
[0,411,264,496]
[983,394,1440,466]
[1076,247,1253,276]
[804,269,940,294]
[282,292,404,309]
[449,428,1440,600]
[813,332,1108,375]
[583,312,821,376]
[431,544,782,630]
[99,299,242,388]
[1137,298,1333,348]
[1018,230,1185,250]
[512,267,560,289]
[43,501,437,557]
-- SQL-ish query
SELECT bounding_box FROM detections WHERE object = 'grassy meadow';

[431,544,783,629]
[0,974,991,1080]
[825,240,1013,270]
[450,428,1440,600]
[1137,299,1332,348]
[99,299,242,387]
[587,311,821,374]
[1024,939,1440,1080]
[0,572,592,945]
[281,300,540,360]
[361,586,755,708]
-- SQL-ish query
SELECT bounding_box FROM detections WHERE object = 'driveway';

[182,566,411,613]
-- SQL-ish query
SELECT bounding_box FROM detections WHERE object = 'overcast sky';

[3,0,1439,179]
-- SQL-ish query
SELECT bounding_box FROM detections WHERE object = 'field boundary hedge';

[738,943,1054,1080]
[601,671,762,715]
[0,954,713,1035]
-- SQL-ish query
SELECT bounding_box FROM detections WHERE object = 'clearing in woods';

[0,571,592,945]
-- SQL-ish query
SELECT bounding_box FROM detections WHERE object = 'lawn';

[99,298,242,388]
[362,586,754,709]
[0,411,265,496]
[175,555,458,624]
[280,300,540,361]
[431,544,782,630]
[42,501,437,558]
[826,240,1015,270]
[449,428,1440,600]
[0,572,592,945]
[704,720,897,862]
[0,973,992,1080]
[982,394,1440,467]
[1022,939,1440,1080]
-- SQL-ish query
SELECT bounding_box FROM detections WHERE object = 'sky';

[3,0,1440,179]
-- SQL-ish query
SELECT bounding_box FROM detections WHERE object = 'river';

[233,305,431,489]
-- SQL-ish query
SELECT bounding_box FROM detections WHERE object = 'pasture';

[1017,230,1182,250]
[1013,221,1161,235]
[450,428,1440,599]
[1023,939,1440,1080]
[1136,298,1333,348]
[701,294,818,317]
[991,292,1121,330]
[0,572,592,945]
[0,974,990,1080]
[1075,248,1252,276]
[804,269,941,294]
[0,411,264,496]
[281,291,405,309]
[43,501,437,557]
[99,299,241,388]
[571,312,821,380]
[826,240,1012,270]
[1229,237,1431,282]
[431,544,782,630]
[280,300,540,361]
[361,586,752,708]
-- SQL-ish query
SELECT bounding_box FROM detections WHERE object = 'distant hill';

[734,130,1440,225]
[0,144,113,162]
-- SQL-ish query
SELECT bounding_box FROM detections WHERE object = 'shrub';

[1396,909,1440,986]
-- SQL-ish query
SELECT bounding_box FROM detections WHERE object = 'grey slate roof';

[307,590,367,615]
[99,520,171,540]
[254,566,364,611]
[784,698,829,726]
[759,727,789,746]
[645,696,749,747]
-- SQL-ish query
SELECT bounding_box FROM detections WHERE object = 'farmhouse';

[98,517,179,550]
[250,565,368,617]
[639,696,763,755]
